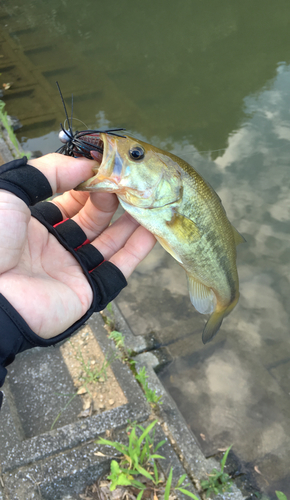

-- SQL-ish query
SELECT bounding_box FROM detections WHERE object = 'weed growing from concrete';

[97,420,198,499]
[135,366,162,406]
[276,492,288,500]
[0,100,26,158]
[51,392,78,430]
[200,445,233,496]
[75,346,115,385]
[101,302,116,330]
[164,468,199,500]
[101,304,162,407]
[108,330,125,348]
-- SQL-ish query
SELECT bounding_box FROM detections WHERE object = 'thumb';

[28,153,100,194]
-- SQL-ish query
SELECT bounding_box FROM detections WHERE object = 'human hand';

[0,153,156,339]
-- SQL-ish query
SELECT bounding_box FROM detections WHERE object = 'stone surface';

[0,315,150,475]
[0,309,204,500]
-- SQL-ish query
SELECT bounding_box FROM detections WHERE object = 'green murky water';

[1,0,290,496]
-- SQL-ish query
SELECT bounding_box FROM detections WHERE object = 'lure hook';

[55,81,126,159]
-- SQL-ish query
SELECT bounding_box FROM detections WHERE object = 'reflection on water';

[0,0,289,151]
[1,0,290,496]
[159,64,290,495]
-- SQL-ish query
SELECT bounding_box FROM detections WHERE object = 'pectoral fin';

[155,212,200,264]
[187,277,216,315]
[155,235,183,263]
[166,212,200,242]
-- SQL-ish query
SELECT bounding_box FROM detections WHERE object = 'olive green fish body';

[76,134,243,343]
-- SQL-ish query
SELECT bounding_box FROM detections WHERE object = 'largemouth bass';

[76,133,244,343]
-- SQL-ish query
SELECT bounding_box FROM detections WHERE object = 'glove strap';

[0,157,52,205]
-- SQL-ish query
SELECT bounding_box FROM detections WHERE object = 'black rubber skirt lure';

[55,82,126,160]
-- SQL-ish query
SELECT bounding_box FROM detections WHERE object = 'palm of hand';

[0,192,92,337]
[0,154,156,340]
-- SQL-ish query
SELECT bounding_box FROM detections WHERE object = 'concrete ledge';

[0,313,199,500]
[2,423,198,500]
[0,136,16,164]
[108,301,148,353]
[0,315,150,474]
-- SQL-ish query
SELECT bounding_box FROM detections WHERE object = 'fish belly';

[118,197,239,344]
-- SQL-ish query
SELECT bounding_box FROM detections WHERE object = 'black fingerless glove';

[0,157,127,391]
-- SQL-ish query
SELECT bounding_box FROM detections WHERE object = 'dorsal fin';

[231,225,246,246]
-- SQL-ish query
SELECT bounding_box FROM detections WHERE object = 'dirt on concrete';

[60,325,127,418]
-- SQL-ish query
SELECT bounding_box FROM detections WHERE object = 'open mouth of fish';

[68,127,127,166]
[74,132,123,192]
[74,132,104,164]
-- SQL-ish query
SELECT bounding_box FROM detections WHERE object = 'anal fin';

[187,276,216,315]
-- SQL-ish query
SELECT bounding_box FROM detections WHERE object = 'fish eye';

[129,145,145,160]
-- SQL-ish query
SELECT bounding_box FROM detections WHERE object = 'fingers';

[30,151,120,239]
[52,190,90,219]
[52,190,118,222]
[54,187,156,277]
[50,186,119,240]
[71,192,119,240]
[28,153,99,194]
[92,212,140,258]
[109,225,156,278]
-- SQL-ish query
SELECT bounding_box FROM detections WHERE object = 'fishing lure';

[55,81,126,159]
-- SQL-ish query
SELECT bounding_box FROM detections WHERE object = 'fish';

[75,133,244,343]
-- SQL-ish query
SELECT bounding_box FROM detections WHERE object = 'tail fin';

[202,310,225,344]
[202,293,240,344]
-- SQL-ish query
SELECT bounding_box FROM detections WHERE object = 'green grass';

[135,366,162,406]
[276,492,288,500]
[101,303,115,330]
[200,445,233,497]
[0,100,27,158]
[74,345,115,385]
[108,330,125,348]
[97,420,198,499]
[101,304,162,407]
[50,392,78,430]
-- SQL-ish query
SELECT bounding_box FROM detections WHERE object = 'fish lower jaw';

[93,178,119,190]
[77,177,119,192]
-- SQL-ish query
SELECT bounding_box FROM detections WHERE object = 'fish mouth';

[72,127,126,163]
[74,131,104,164]
[75,131,128,192]
[75,133,118,191]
